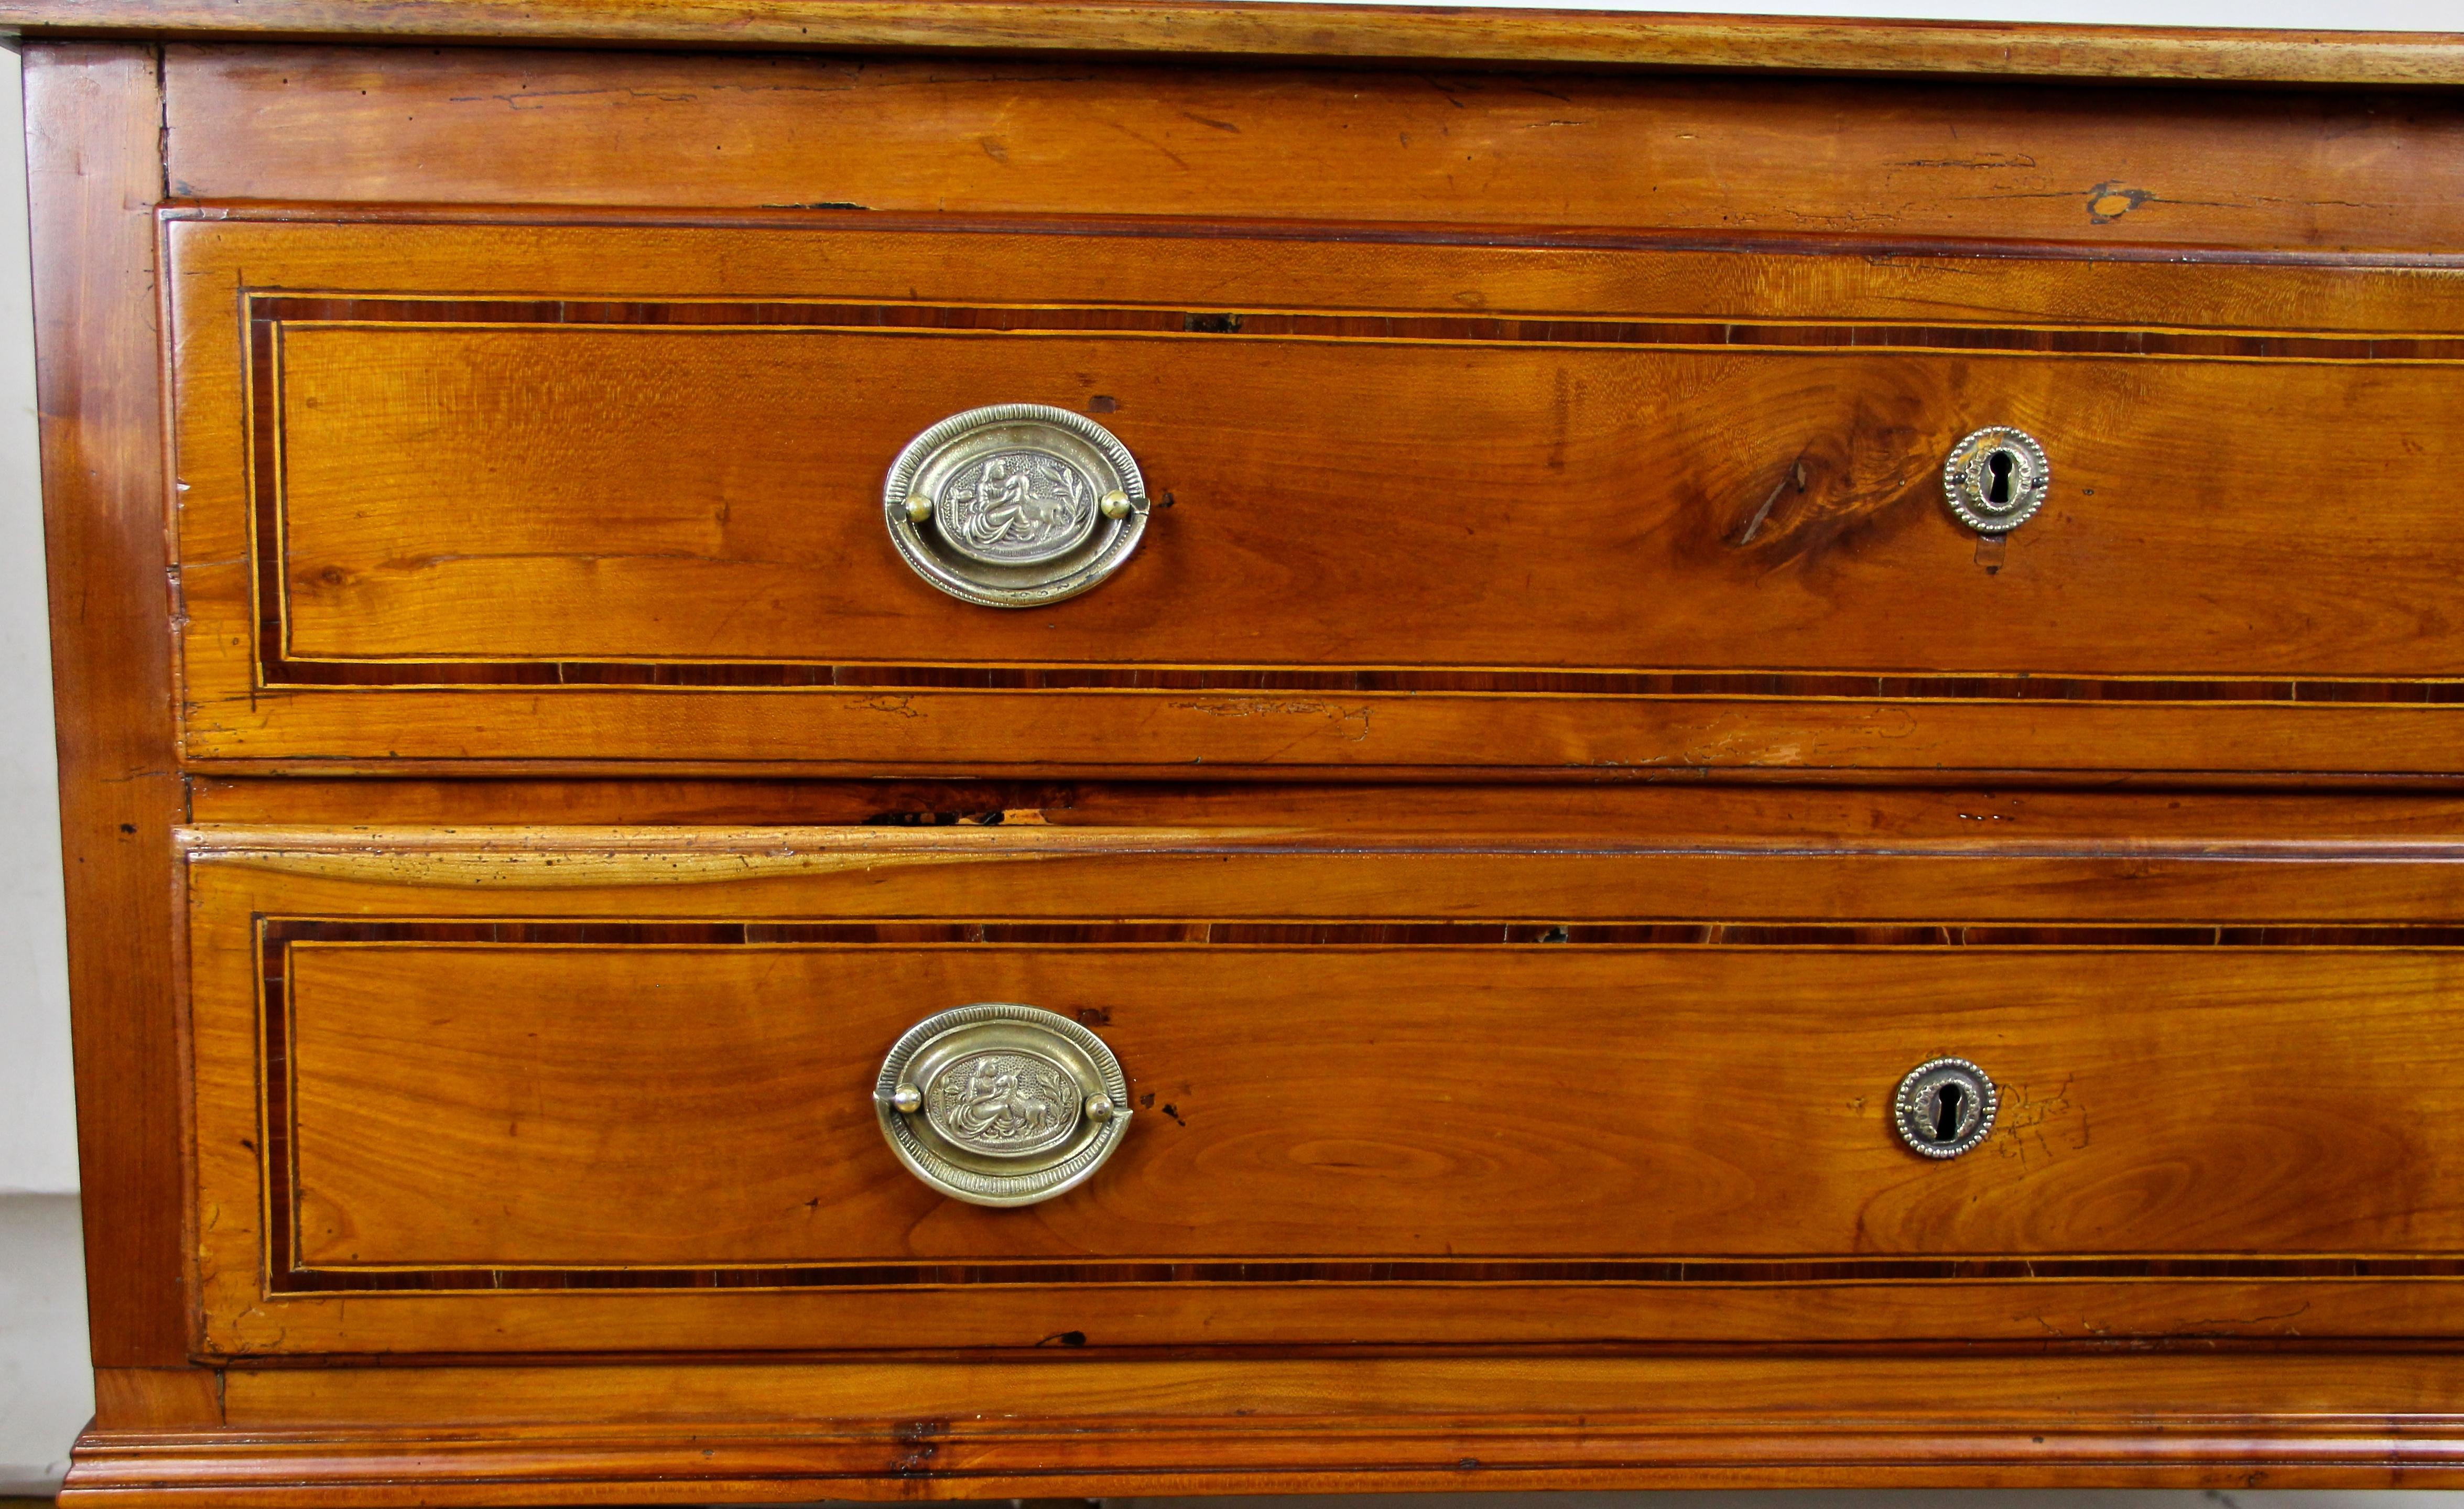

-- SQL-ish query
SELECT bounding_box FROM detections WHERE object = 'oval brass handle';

[874,1002,1132,1207]
[1893,1056,1998,1158]
[883,404,1149,607]
[1942,426,2050,535]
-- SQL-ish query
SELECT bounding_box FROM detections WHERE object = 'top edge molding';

[3,0,2463,86]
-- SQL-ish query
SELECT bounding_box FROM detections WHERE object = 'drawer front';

[171,219,2464,776]
[284,939,2458,1268]
[187,822,2464,1356]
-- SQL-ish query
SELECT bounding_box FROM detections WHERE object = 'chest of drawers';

[21,0,2464,1498]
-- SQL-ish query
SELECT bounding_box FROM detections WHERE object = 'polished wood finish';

[71,1353,2464,1502]
[164,48,2464,249]
[238,299,2464,674]
[27,45,193,1371]
[274,935,2464,1267]
[9,1,2464,86]
[163,216,2464,776]
[28,4,2464,1499]
[172,817,2464,919]
[181,822,2464,1356]
[176,778,2464,841]
[91,1371,224,1433]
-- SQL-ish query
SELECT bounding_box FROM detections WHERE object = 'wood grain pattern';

[6,1,2464,85]
[174,822,2464,919]
[181,824,2464,1355]
[274,939,2464,1268]
[56,1422,2464,1503]
[26,44,192,1368]
[204,1352,2464,1428]
[165,1273,2464,1361]
[168,777,2464,838]
[162,218,2464,775]
[50,9,2464,1494]
[257,313,2464,676]
[164,213,2464,331]
[92,1370,224,1432]
[161,47,2464,250]
[159,697,2464,779]
[66,1353,2464,1502]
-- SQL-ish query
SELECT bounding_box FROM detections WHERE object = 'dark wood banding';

[243,295,2464,705]
[257,915,2464,1296]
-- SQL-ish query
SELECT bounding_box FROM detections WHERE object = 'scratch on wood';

[1175,698,1372,742]
[1735,451,1809,545]
[1891,153,2040,169]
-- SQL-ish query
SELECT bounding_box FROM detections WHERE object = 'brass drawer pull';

[1894,1056,1998,1158]
[1943,426,2050,534]
[874,1002,1133,1206]
[884,404,1150,607]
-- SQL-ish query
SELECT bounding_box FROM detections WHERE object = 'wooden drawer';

[186,810,2464,1358]
[170,217,2464,778]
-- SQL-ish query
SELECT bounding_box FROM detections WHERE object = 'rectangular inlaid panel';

[277,932,2464,1272]
[187,825,2464,1355]
[263,310,2464,677]
[167,219,2464,774]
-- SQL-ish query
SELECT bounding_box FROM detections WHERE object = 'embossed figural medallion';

[875,1002,1132,1207]
[937,450,1101,566]
[884,404,1148,607]
[924,1047,1084,1156]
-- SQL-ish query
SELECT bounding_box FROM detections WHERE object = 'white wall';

[0,33,92,1500]
[3,0,2459,1499]
[0,39,75,1206]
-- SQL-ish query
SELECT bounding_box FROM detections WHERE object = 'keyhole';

[1983,449,2016,505]
[1931,1083,1966,1142]
[1897,1058,1995,1158]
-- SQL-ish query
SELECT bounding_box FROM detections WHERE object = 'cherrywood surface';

[40,6,2464,1497]
[27,44,194,1370]
[277,940,2464,1267]
[161,47,2464,249]
[175,820,2464,919]
[64,1353,2464,1502]
[92,1371,225,1432]
[177,821,2464,1355]
[161,213,2464,331]
[170,681,2464,778]
[255,313,2464,673]
[165,218,2464,777]
[199,1352,2464,1428]
[178,777,2464,839]
[4,1,2463,85]
[153,1276,2464,1358]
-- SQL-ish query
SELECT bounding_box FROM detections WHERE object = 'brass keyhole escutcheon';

[1894,1057,1999,1159]
[1943,426,2050,535]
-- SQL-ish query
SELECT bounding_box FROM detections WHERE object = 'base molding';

[62,1411,2464,1502]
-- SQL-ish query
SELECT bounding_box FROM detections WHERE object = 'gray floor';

[0,1196,90,1495]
